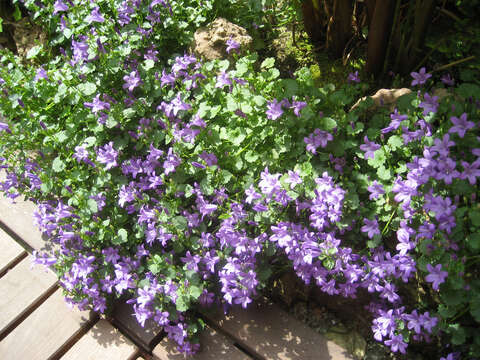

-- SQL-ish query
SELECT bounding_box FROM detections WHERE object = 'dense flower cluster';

[0,1,479,358]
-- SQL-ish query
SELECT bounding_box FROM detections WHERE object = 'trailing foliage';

[0,1,479,358]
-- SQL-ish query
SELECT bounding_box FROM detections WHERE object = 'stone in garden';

[190,18,252,61]
[12,17,47,60]
[350,88,412,112]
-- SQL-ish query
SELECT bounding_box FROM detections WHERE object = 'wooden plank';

[153,325,252,360]
[112,300,163,351]
[61,319,138,360]
[0,256,57,337]
[203,299,353,360]
[0,190,45,251]
[0,288,96,360]
[0,227,26,276]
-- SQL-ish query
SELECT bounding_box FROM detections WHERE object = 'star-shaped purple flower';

[410,67,431,86]
[360,136,381,160]
[449,113,474,138]
[425,263,448,291]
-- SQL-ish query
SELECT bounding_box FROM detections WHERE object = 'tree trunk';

[301,0,324,45]
[365,0,395,76]
[326,0,354,58]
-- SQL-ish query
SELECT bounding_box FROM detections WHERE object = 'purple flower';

[199,151,217,166]
[87,6,105,23]
[304,129,333,154]
[440,353,456,360]
[266,99,284,120]
[53,0,69,14]
[449,113,474,138]
[97,142,118,170]
[73,145,90,163]
[0,122,11,133]
[160,69,176,88]
[226,38,240,54]
[245,185,261,204]
[441,73,455,86]
[361,218,380,239]
[285,170,302,189]
[419,92,439,116]
[431,134,455,157]
[348,71,360,83]
[360,136,381,160]
[291,99,307,117]
[215,71,232,89]
[34,67,48,82]
[425,263,448,291]
[368,180,385,200]
[410,67,431,86]
[123,71,142,92]
[72,36,89,64]
[382,108,407,134]
[384,334,407,354]
[460,160,480,185]
[163,147,181,175]
[258,167,281,197]
[84,94,110,114]
[170,93,191,116]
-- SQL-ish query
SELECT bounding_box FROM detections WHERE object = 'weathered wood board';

[0,256,57,337]
[0,192,45,251]
[61,319,138,360]
[203,299,353,360]
[112,300,163,351]
[0,288,96,359]
[153,325,252,360]
[0,227,26,275]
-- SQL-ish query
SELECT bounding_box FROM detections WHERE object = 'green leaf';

[13,5,22,21]
[368,148,386,168]
[387,135,403,151]
[143,59,155,70]
[52,157,66,172]
[172,216,188,231]
[188,285,203,300]
[26,45,42,60]
[83,136,96,147]
[441,289,465,306]
[469,210,480,227]
[55,130,69,143]
[470,299,480,322]
[112,228,128,245]
[235,63,248,77]
[377,165,392,180]
[448,324,466,345]
[244,150,258,163]
[0,18,3,33]
[122,108,136,119]
[260,57,275,70]
[175,294,189,312]
[466,233,480,251]
[79,82,97,96]
[87,198,98,213]
[320,117,337,131]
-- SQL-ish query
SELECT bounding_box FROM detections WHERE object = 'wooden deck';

[0,193,353,360]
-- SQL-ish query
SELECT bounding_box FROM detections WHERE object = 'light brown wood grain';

[203,299,353,360]
[0,256,56,335]
[61,319,138,360]
[153,325,252,360]
[0,227,26,275]
[0,288,94,359]
[112,300,163,351]
[0,191,45,251]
